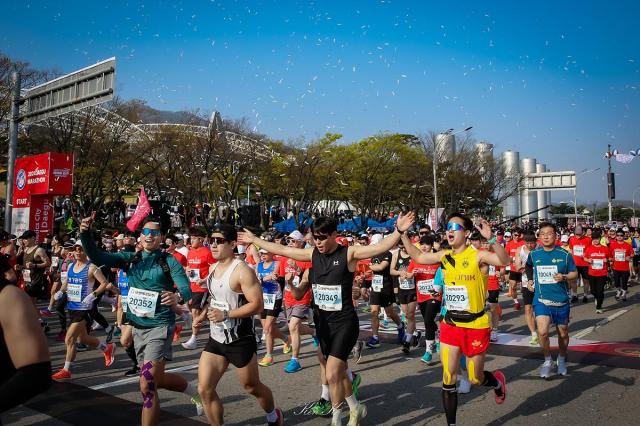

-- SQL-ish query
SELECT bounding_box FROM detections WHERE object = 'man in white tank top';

[197,224,283,426]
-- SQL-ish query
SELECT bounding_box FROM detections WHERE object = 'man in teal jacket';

[80,215,201,426]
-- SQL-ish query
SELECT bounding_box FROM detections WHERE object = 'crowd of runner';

[1,213,639,425]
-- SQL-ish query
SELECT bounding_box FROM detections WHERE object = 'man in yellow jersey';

[401,212,509,426]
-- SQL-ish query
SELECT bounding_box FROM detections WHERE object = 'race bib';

[263,292,276,310]
[372,275,384,292]
[417,279,436,295]
[22,269,31,283]
[488,265,496,276]
[592,259,604,270]
[573,246,584,257]
[60,271,68,284]
[312,284,342,311]
[51,256,60,268]
[536,265,558,284]
[399,277,415,290]
[444,285,470,310]
[67,283,83,303]
[614,250,626,262]
[126,288,159,318]
[121,295,128,313]
[210,300,232,329]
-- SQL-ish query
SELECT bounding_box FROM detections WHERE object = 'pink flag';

[126,187,152,231]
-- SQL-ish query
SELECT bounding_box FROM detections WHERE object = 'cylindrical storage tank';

[536,163,548,220]
[501,150,520,219]
[520,158,538,220]
[475,142,494,175]
[435,133,456,161]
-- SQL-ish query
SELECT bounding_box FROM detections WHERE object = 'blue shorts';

[533,302,570,326]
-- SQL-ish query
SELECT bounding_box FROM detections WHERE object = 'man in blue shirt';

[525,222,578,380]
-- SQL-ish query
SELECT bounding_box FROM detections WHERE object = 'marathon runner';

[609,228,634,302]
[505,229,524,310]
[239,213,415,426]
[525,222,577,379]
[584,231,610,314]
[197,225,283,426]
[514,232,539,345]
[390,239,422,354]
[569,225,592,303]
[51,241,116,380]
[481,237,504,342]
[400,213,508,426]
[80,215,201,426]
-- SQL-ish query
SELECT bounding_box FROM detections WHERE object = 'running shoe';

[435,341,440,353]
[311,398,332,416]
[258,355,274,367]
[52,368,71,380]
[173,324,183,343]
[104,343,116,368]
[365,336,380,348]
[75,343,88,352]
[40,308,56,318]
[284,358,302,373]
[493,370,507,404]
[351,340,364,364]
[105,326,115,344]
[181,336,198,350]
[267,408,283,426]
[351,373,362,399]
[283,339,292,354]
[382,319,389,328]
[401,342,410,354]
[91,321,103,331]
[529,334,539,346]
[458,376,471,394]
[514,302,521,311]
[615,290,621,301]
[312,334,320,348]
[556,358,568,376]
[124,366,140,377]
[411,331,422,347]
[539,360,554,379]
[400,312,406,323]
[113,326,122,337]
[191,394,204,416]
[397,323,406,345]
[54,331,66,342]
[347,403,367,426]
[420,351,433,364]
[621,290,627,301]
[582,296,588,303]
[490,329,499,342]
[596,309,603,314]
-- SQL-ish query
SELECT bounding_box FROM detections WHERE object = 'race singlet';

[312,284,342,311]
[67,283,83,303]
[126,288,159,318]
[536,265,558,284]
[443,285,470,311]
[371,275,383,292]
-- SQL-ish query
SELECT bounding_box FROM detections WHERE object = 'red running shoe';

[173,324,184,343]
[103,343,116,368]
[52,368,71,380]
[493,370,507,404]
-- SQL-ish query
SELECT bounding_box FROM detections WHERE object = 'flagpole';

[607,144,613,222]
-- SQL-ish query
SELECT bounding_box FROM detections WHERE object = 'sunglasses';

[419,231,429,235]
[313,234,329,241]
[210,237,227,246]
[141,228,161,237]
[446,222,465,232]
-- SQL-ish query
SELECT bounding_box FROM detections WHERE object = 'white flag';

[614,154,634,164]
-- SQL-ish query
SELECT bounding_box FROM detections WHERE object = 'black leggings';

[90,295,110,330]
[589,275,607,309]
[419,299,442,340]
[613,270,630,291]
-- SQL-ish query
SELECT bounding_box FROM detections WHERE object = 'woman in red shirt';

[583,232,610,314]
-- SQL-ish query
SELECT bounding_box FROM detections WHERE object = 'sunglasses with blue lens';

[141,228,162,237]
[446,222,465,232]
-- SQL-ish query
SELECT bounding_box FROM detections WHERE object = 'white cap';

[560,235,569,243]
[370,234,384,245]
[504,231,512,237]
[623,226,629,232]
[288,230,304,241]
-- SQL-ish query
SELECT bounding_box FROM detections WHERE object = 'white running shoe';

[490,329,498,342]
[181,336,198,350]
[540,360,554,379]
[458,376,471,394]
[556,358,568,376]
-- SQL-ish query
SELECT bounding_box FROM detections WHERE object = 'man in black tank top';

[0,255,52,414]
[239,212,415,426]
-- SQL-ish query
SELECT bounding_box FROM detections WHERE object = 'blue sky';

[2,0,639,204]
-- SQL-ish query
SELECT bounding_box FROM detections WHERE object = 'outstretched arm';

[238,229,313,262]
[349,212,415,261]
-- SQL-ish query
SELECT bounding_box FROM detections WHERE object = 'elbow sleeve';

[0,361,52,413]
[525,264,534,281]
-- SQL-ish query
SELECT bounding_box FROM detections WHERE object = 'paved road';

[3,282,640,425]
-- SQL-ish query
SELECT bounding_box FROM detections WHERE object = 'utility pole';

[606,144,614,222]
[4,71,21,231]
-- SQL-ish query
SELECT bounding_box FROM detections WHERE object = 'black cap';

[19,230,37,239]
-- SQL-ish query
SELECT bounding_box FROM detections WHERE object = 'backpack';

[123,251,174,286]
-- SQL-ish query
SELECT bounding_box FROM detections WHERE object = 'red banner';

[12,152,74,206]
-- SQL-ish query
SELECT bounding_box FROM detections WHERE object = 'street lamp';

[430,126,473,229]
[632,186,640,225]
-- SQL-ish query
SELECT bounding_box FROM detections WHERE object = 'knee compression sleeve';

[140,362,156,409]
[441,383,458,426]
[441,345,454,385]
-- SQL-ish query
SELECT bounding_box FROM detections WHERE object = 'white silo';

[435,133,456,162]
[520,158,538,220]
[536,163,548,220]
[475,142,494,175]
[501,150,521,219]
